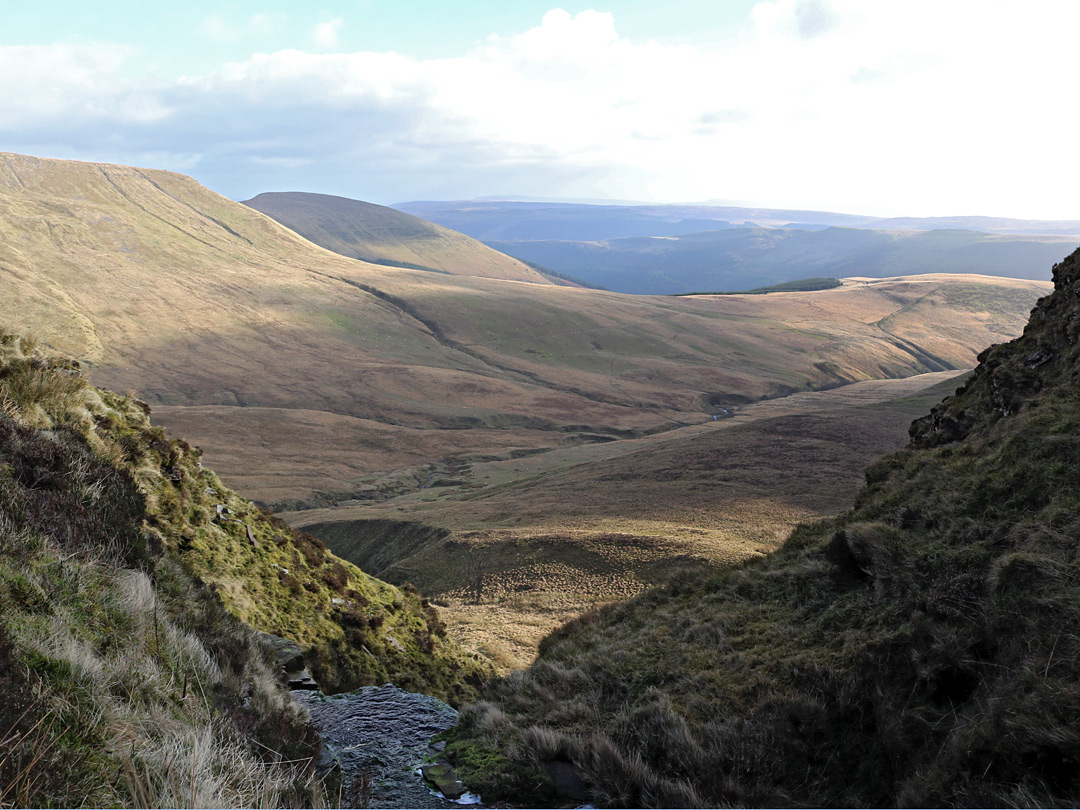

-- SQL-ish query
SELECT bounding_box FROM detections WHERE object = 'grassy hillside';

[487,226,1076,294]
[0,153,1047,508]
[0,332,488,719]
[293,371,967,670]
[243,191,551,284]
[445,252,1080,807]
[0,333,325,807]
[180,269,1048,508]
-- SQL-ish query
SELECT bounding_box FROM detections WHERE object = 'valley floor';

[290,370,967,669]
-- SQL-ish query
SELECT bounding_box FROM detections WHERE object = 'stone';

[421,761,466,800]
[288,667,320,690]
[293,684,466,808]
[254,631,306,673]
[544,760,590,803]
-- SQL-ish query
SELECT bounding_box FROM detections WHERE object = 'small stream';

[293,684,480,809]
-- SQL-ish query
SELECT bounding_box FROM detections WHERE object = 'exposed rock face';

[912,248,1080,447]
[421,761,467,800]
[255,630,320,689]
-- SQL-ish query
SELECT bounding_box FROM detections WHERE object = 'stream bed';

[292,684,480,809]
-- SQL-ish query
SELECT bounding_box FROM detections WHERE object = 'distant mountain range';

[486,226,1076,294]
[394,199,1080,294]
[395,199,1080,239]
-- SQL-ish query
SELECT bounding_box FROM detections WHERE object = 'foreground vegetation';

[447,251,1080,806]
[0,331,485,807]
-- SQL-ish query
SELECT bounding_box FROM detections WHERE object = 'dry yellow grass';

[243,191,552,283]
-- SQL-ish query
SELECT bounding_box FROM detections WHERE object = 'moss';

[444,731,555,806]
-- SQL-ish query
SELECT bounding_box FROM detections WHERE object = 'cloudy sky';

[3,1,1079,217]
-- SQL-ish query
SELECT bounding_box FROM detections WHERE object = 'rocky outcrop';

[256,631,320,690]
[912,247,1080,447]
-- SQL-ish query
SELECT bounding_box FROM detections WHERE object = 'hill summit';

[243,191,552,284]
[447,248,1080,807]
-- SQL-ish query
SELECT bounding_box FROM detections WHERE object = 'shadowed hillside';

[243,191,553,284]
[446,251,1080,807]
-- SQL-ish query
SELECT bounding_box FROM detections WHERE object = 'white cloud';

[4,3,1080,217]
[312,18,343,50]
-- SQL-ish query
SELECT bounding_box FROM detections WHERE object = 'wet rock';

[293,684,470,809]
[421,761,466,800]
[544,760,590,803]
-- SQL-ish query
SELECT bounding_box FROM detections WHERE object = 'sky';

[2,0,1079,218]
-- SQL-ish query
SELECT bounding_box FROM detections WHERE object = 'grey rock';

[255,631,306,673]
[293,684,472,809]
[421,761,466,800]
[288,667,320,691]
[544,760,590,803]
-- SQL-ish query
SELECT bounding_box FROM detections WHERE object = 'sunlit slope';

[243,191,551,284]
[0,153,1050,505]
[156,273,1047,505]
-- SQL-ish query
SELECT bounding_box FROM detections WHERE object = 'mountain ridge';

[243,190,554,284]
[0,151,1047,510]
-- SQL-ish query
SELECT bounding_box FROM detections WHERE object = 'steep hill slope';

[0,331,487,707]
[243,191,552,284]
[0,153,1047,508]
[0,342,323,808]
[487,226,1075,294]
[448,251,1080,807]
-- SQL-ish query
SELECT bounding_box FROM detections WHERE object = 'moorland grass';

[446,253,1080,807]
